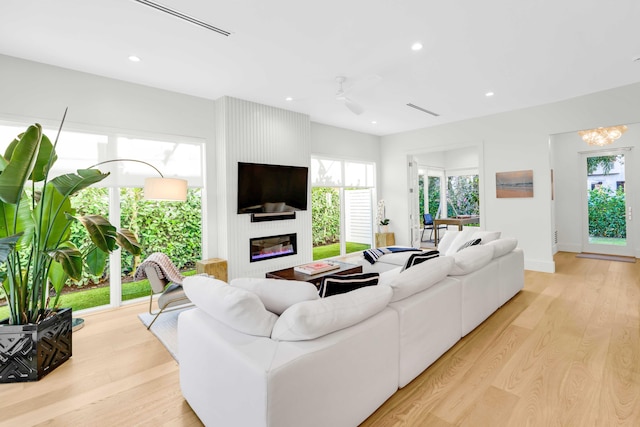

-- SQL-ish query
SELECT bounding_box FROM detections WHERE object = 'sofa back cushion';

[485,237,518,258]
[449,244,495,276]
[271,285,392,341]
[471,230,501,244]
[183,275,278,337]
[231,277,319,315]
[437,229,476,256]
[388,256,454,302]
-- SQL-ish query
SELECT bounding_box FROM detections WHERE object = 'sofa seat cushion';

[183,275,278,337]
[449,244,495,276]
[271,285,392,341]
[388,256,454,302]
[486,237,518,258]
[230,277,319,315]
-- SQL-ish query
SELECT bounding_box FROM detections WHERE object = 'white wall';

[381,82,640,273]
[0,54,218,257]
[552,123,640,256]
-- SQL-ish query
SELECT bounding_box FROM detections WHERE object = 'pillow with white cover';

[438,229,477,256]
[183,275,278,337]
[388,256,455,302]
[231,277,319,315]
[485,237,518,258]
[449,244,495,276]
[377,267,401,287]
[471,230,501,244]
[271,285,392,341]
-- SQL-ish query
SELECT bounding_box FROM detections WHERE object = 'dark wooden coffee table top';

[266,261,363,286]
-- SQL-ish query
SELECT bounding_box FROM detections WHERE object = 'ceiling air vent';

[132,0,231,36]
[406,103,439,117]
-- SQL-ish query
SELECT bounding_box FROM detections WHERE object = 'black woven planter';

[0,307,73,383]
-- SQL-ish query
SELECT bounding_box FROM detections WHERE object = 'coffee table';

[266,261,363,287]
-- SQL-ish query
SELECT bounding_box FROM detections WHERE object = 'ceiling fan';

[335,76,364,115]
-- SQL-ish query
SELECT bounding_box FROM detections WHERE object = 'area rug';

[138,308,193,361]
[575,253,636,263]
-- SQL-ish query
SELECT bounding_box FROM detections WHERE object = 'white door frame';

[581,148,634,256]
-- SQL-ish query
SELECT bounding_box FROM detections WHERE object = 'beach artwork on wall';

[496,170,534,198]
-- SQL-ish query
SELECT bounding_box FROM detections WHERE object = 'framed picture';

[496,170,534,198]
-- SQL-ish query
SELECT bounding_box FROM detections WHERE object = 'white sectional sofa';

[178,231,524,427]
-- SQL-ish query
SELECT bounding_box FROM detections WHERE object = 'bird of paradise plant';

[0,111,141,325]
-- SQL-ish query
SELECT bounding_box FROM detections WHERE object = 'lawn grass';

[588,236,627,246]
[0,270,196,320]
[313,242,371,260]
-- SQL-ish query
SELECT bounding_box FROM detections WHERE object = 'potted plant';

[0,114,141,382]
[376,200,390,233]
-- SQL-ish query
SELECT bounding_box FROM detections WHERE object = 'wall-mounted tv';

[237,162,309,214]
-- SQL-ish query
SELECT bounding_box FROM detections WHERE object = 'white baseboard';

[524,258,555,273]
[556,243,581,253]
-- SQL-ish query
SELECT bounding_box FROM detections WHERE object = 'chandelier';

[578,125,628,146]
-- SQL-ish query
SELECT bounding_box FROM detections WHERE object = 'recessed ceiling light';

[128,55,141,62]
[371,121,377,124]
[411,42,423,51]
[285,97,293,101]
[485,92,494,97]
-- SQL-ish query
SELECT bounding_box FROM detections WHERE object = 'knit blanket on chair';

[133,252,185,285]
[363,246,422,264]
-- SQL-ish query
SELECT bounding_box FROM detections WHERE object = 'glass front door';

[582,150,633,256]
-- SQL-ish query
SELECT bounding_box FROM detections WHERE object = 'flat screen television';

[237,162,309,214]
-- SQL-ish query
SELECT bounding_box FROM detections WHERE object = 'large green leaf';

[71,214,117,253]
[7,133,57,182]
[116,228,142,256]
[85,244,108,276]
[0,234,21,265]
[50,169,109,198]
[47,258,69,295]
[49,246,83,281]
[0,124,42,204]
[34,183,73,250]
[0,194,35,249]
[31,134,56,182]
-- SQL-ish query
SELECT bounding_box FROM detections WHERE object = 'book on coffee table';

[294,261,340,275]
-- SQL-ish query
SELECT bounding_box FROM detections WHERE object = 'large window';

[0,122,203,315]
[311,157,375,260]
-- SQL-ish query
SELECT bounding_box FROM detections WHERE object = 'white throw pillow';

[183,275,278,337]
[449,244,495,276]
[439,229,477,256]
[231,277,319,315]
[388,256,454,302]
[471,230,501,244]
[485,237,518,258]
[271,285,392,341]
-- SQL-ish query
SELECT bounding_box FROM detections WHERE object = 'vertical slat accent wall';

[215,97,312,280]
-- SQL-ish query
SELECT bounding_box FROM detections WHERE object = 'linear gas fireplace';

[250,233,297,263]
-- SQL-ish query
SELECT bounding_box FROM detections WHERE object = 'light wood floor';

[2,252,639,426]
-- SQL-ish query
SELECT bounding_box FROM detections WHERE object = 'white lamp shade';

[144,177,188,201]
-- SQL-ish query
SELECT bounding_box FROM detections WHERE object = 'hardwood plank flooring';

[2,252,639,426]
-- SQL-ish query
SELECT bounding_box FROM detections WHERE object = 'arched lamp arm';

[86,159,165,177]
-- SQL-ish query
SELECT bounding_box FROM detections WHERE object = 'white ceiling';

[1,0,639,136]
